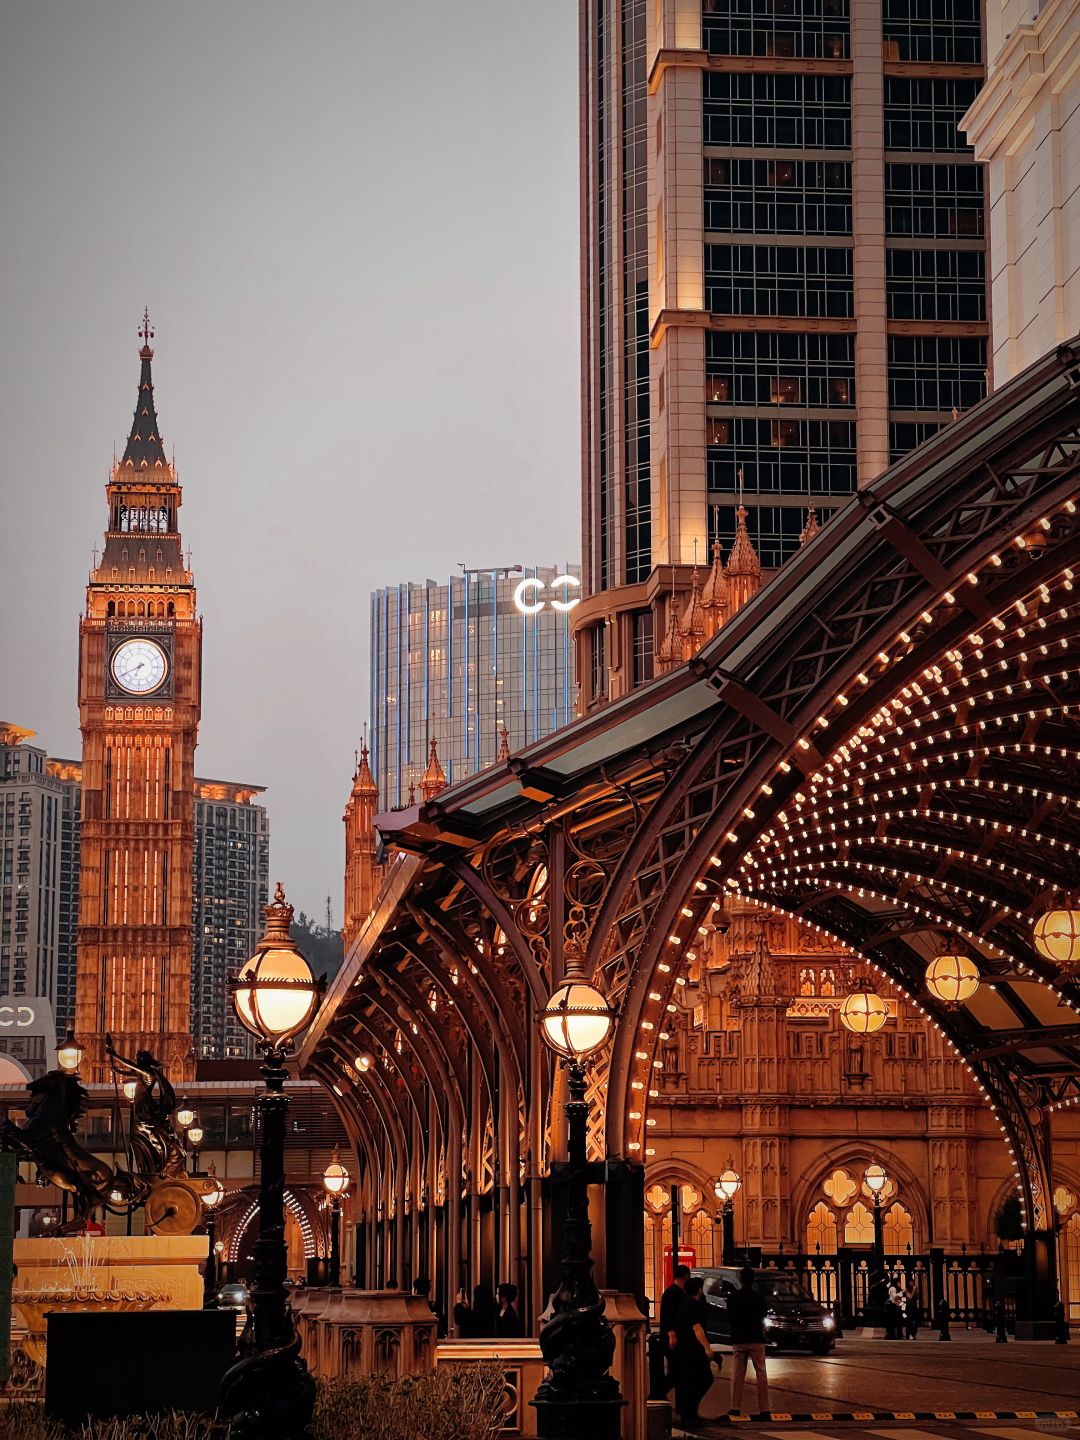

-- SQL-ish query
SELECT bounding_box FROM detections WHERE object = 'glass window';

[706,331,855,408]
[706,244,854,318]
[884,78,981,153]
[882,0,981,63]
[886,248,986,321]
[705,158,852,237]
[705,0,850,60]
[885,163,984,239]
[632,610,654,688]
[888,335,987,412]
[704,72,852,149]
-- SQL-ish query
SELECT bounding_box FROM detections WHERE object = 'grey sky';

[0,2,580,923]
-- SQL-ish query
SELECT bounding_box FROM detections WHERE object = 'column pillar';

[850,0,890,483]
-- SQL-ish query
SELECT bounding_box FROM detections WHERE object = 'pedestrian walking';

[496,1282,522,1337]
[472,1283,498,1337]
[658,1263,690,1394]
[904,1282,921,1339]
[885,1282,905,1340]
[728,1265,770,1418]
[674,1275,715,1428]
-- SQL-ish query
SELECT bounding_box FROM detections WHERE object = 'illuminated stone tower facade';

[75,318,202,1081]
[342,743,383,953]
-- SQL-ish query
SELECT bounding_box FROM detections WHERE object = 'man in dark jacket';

[674,1275,715,1428]
[658,1264,690,1391]
[728,1266,770,1416]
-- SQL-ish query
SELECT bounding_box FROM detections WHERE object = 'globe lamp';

[202,1163,225,1210]
[925,953,980,1004]
[715,1168,741,1203]
[322,1146,351,1197]
[839,990,888,1034]
[864,1162,889,1197]
[1033,908,1080,973]
[231,882,321,1047]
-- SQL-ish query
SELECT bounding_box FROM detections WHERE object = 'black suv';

[693,1267,837,1354]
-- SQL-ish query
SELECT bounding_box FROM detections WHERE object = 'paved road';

[672,1332,1078,1432]
[678,1424,1080,1440]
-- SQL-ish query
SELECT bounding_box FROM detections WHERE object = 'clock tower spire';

[75,319,202,1081]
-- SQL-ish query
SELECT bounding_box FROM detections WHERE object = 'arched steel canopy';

[302,338,1080,1236]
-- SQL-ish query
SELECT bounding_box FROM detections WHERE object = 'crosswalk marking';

[971,1430,1070,1440]
[870,1428,962,1440]
[764,1431,842,1439]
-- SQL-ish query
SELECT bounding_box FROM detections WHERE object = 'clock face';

[111,638,168,695]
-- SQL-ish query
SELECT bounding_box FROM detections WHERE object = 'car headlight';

[822,1316,836,1330]
[763,1315,775,1329]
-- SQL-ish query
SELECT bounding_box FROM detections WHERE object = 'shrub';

[0,1407,223,1440]
[0,1402,66,1440]
[312,1366,507,1440]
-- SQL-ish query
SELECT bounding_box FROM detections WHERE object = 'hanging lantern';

[925,953,980,1004]
[1033,909,1080,973]
[57,1029,84,1075]
[839,990,888,1035]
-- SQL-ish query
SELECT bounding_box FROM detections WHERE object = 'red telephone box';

[663,1243,696,1288]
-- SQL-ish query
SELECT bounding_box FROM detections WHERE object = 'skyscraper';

[192,778,270,1059]
[75,317,202,1081]
[575,0,988,706]
[370,565,580,807]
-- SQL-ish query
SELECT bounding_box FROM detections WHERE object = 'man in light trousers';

[728,1265,770,1417]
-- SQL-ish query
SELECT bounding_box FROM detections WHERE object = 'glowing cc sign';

[513,574,581,616]
[0,1005,35,1027]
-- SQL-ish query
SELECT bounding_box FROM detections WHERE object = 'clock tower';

[75,315,201,1081]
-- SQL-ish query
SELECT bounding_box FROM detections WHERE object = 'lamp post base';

[532,1395,626,1440]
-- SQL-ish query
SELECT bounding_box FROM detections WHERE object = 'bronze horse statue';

[1,1070,114,1234]
[105,1034,188,1182]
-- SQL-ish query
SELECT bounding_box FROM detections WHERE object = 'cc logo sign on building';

[513,574,581,615]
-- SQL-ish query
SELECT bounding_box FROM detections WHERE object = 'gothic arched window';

[883,1201,915,1253]
[843,1201,875,1245]
[806,1200,838,1254]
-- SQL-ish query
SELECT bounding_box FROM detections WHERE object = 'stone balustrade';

[436,1339,545,1437]
[292,1288,437,1379]
[291,1286,647,1439]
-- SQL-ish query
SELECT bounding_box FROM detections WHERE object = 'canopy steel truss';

[301,339,1080,1307]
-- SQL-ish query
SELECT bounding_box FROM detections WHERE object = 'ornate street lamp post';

[322,1146,350,1287]
[219,882,322,1440]
[202,1161,225,1307]
[714,1166,741,1267]
[864,1162,888,1271]
[187,1123,204,1176]
[533,931,624,1440]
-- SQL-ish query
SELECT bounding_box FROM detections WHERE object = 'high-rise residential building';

[192,778,270,1060]
[0,725,79,1026]
[76,316,202,1081]
[370,565,580,807]
[48,755,82,1035]
[575,0,988,706]
[963,0,1080,383]
[3,731,269,1059]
